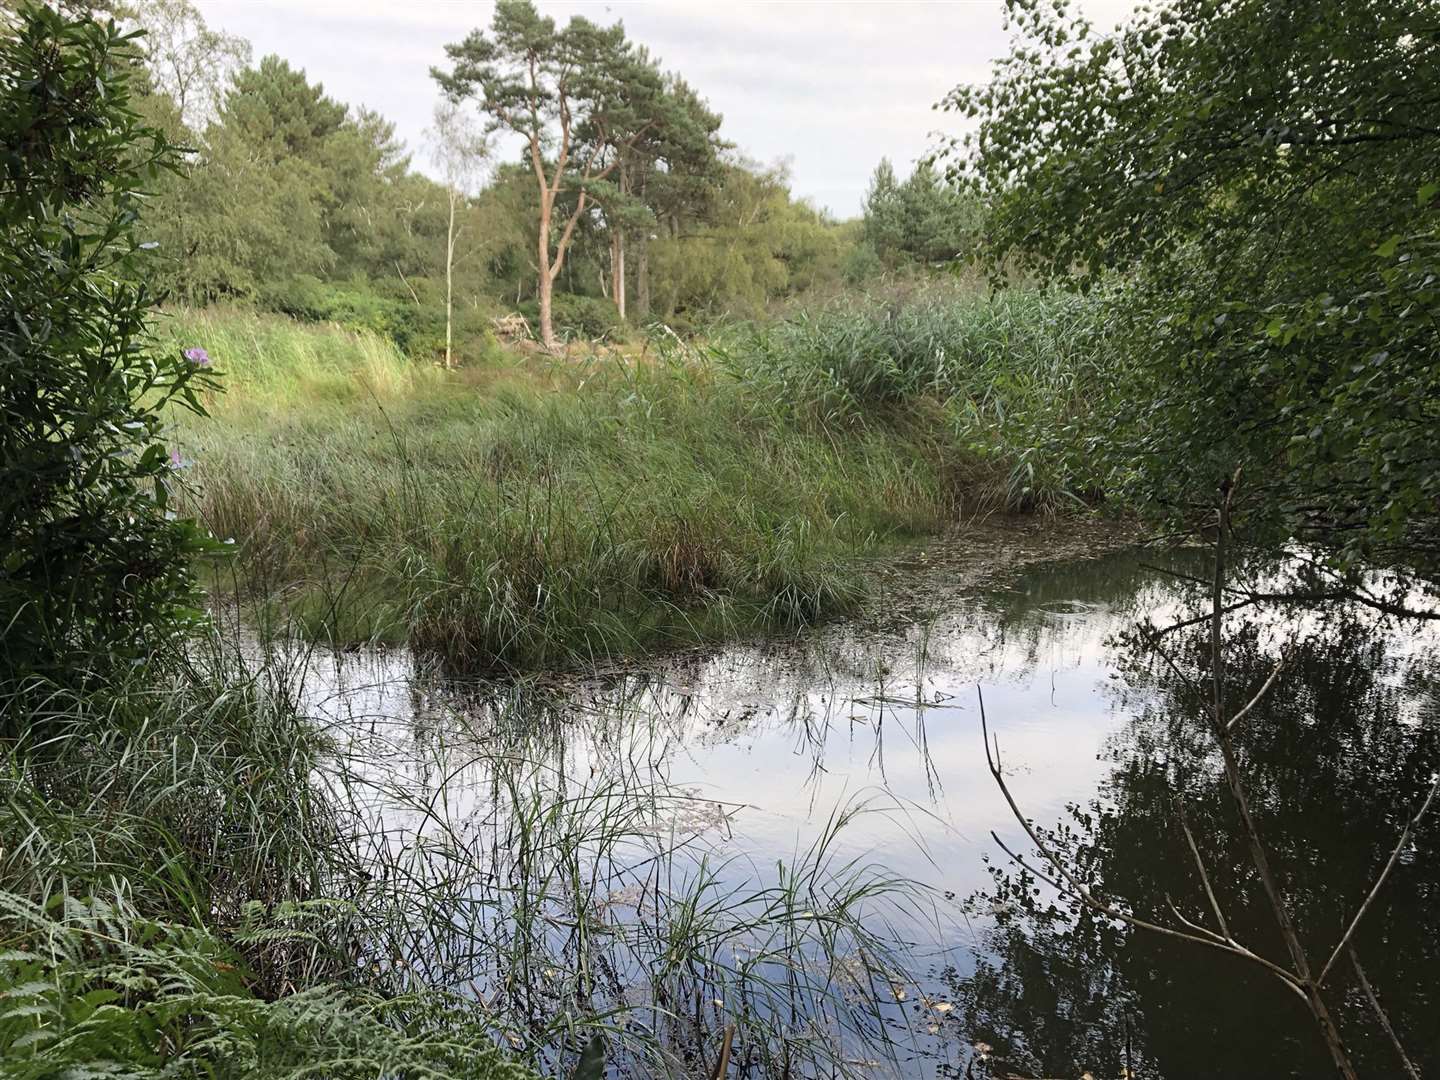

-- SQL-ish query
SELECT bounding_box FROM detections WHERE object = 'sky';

[193,1,1139,219]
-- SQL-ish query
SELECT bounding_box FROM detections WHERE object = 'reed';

[163,290,1102,668]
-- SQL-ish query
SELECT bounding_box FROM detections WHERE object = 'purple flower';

[169,449,184,469]
[184,347,212,367]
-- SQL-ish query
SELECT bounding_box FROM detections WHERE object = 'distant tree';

[618,71,726,321]
[165,55,408,302]
[862,157,980,269]
[222,55,346,163]
[433,0,675,350]
[861,159,904,259]
[125,0,249,130]
[428,101,492,367]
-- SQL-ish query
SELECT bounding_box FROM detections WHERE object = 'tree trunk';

[536,196,557,351]
[635,233,650,320]
[444,189,456,369]
[615,228,626,322]
[608,161,628,321]
[538,272,556,352]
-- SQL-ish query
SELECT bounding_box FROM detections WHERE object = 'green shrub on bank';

[0,5,221,689]
[517,293,626,341]
[257,275,503,364]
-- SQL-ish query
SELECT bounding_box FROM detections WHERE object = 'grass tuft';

[163,290,1104,667]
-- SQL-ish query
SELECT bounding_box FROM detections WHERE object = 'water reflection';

[951,587,1440,1079]
[291,544,1440,1078]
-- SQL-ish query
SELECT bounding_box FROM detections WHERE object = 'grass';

[161,287,1103,669]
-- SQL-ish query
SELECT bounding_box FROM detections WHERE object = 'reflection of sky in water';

[279,546,1440,1077]
[293,552,1199,944]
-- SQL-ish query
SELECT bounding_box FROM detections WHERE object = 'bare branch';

[1349,949,1422,1080]
[1176,803,1231,940]
[1225,649,1290,735]
[1319,770,1440,986]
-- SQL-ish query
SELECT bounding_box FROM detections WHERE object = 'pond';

[287,534,1440,1080]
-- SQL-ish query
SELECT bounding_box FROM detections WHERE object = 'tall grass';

[712,286,1107,509]
[164,290,1103,667]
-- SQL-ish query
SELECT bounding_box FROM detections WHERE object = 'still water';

[294,540,1440,1079]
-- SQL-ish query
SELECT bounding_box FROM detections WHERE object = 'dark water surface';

[296,540,1440,1079]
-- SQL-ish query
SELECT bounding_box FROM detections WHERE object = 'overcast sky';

[192,1,1139,218]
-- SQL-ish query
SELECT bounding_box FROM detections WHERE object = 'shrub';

[260,276,502,363]
[518,293,624,340]
[0,3,220,689]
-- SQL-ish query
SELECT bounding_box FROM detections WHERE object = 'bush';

[260,276,422,345]
[261,276,502,363]
[0,3,220,689]
[518,293,624,340]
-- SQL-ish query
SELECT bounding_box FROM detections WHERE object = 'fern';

[0,892,536,1080]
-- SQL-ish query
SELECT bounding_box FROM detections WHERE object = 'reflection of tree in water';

[948,609,1440,1079]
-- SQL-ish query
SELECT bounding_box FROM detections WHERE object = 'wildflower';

[183,346,211,367]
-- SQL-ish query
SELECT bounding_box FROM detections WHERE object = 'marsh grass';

[712,286,1107,512]
[165,310,959,667]
[163,290,1101,668]
[337,679,934,1077]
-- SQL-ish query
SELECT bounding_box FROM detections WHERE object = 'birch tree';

[428,101,491,369]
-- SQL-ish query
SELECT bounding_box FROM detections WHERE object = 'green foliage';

[648,161,850,324]
[0,2,220,688]
[222,54,346,161]
[944,0,1440,567]
[517,292,622,340]
[862,158,982,269]
[109,0,858,350]
[0,892,535,1079]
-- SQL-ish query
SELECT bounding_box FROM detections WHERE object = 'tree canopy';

[944,0,1440,570]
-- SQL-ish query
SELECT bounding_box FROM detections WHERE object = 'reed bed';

[161,289,1104,668]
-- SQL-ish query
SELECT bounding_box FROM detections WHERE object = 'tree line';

[65,0,977,357]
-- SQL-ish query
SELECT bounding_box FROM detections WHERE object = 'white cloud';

[193,0,1140,217]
